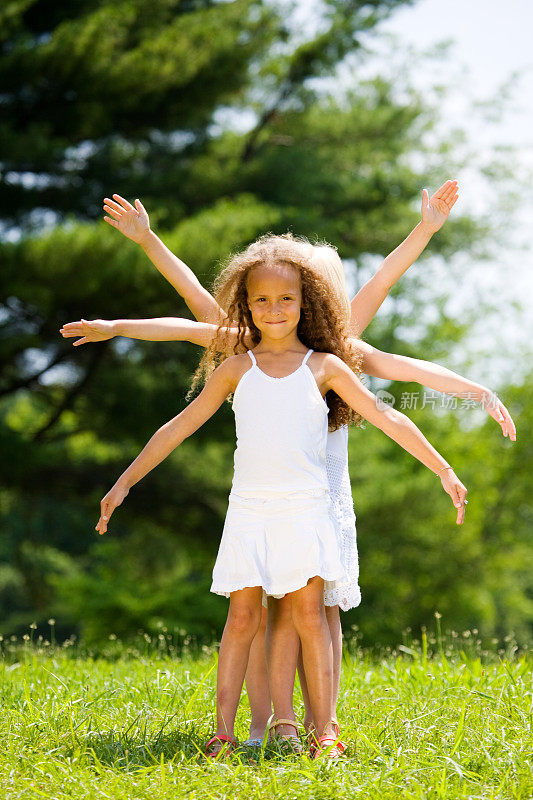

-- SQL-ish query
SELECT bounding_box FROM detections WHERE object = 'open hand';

[103,194,150,244]
[421,180,459,233]
[439,467,468,525]
[482,394,517,441]
[60,319,115,346]
[96,482,130,535]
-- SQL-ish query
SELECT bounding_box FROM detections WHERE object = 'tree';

[3,0,528,647]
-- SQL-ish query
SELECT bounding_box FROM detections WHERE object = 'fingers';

[500,403,517,441]
[96,499,113,535]
[433,179,457,201]
[59,322,83,337]
[103,197,126,215]
[456,485,467,526]
[486,399,517,441]
[135,198,147,216]
[421,188,429,209]
[103,204,122,221]
[431,179,453,200]
[104,216,119,228]
[446,193,459,210]
[112,193,134,211]
[444,477,467,525]
[74,337,88,347]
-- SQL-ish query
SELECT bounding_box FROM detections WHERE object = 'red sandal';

[310,733,344,760]
[330,720,347,754]
[204,734,237,760]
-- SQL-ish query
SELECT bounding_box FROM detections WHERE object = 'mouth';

[265,320,286,325]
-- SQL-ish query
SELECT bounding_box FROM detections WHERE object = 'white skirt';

[211,491,349,600]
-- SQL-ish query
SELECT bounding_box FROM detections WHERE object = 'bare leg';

[244,604,272,740]
[288,577,334,738]
[215,587,263,739]
[326,604,342,725]
[265,595,300,736]
[298,603,342,732]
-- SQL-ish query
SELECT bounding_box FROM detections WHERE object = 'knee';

[226,605,261,639]
[292,601,326,636]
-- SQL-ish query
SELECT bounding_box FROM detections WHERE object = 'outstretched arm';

[320,354,468,524]
[95,357,240,535]
[60,317,235,349]
[355,341,516,441]
[103,194,225,324]
[350,180,459,336]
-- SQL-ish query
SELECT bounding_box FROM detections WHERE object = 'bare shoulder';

[213,353,253,387]
[308,351,350,377]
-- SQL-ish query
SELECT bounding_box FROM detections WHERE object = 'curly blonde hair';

[189,233,363,430]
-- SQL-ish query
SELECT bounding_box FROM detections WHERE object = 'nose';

[270,301,281,315]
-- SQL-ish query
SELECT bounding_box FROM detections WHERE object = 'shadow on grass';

[65,727,311,770]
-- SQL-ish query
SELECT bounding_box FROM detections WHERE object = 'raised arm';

[319,354,468,524]
[103,194,225,324]
[355,341,516,441]
[95,357,242,535]
[349,180,459,336]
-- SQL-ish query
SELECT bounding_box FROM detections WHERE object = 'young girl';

[91,235,469,758]
[61,187,516,750]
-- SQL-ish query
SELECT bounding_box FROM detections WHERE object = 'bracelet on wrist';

[436,465,452,476]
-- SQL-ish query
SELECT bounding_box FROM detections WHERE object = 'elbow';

[375,406,408,432]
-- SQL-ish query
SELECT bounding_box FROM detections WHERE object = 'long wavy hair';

[189,233,363,430]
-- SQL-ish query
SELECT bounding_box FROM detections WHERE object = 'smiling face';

[246,262,302,340]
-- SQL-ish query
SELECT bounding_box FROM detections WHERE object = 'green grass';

[0,626,532,799]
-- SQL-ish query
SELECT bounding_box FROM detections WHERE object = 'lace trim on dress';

[324,451,361,611]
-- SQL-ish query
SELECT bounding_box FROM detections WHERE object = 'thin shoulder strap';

[301,349,313,366]
[247,350,257,366]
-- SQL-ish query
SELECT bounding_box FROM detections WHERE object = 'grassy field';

[1,625,532,800]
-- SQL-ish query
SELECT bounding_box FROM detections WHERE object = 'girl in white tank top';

[211,348,348,600]
[95,245,466,760]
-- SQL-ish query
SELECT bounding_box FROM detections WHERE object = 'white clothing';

[210,349,349,600]
[211,492,348,599]
[230,349,329,498]
[324,426,361,610]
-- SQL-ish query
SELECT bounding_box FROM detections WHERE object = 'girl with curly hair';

[87,227,470,759]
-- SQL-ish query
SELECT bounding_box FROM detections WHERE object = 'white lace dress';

[324,426,361,610]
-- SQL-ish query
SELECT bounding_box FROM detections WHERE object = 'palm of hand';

[117,210,148,243]
[421,180,458,232]
[423,198,448,228]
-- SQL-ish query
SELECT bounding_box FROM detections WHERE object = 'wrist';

[116,475,132,492]
[139,228,157,250]
[417,220,437,237]
[435,463,452,477]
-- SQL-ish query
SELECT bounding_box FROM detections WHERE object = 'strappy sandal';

[310,732,344,760]
[330,720,347,754]
[268,717,304,754]
[204,734,237,760]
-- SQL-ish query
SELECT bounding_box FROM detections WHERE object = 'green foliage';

[1,0,530,647]
[346,374,533,647]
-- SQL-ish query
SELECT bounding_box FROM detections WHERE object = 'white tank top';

[231,349,329,497]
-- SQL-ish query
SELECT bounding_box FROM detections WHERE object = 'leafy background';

[1,0,531,649]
